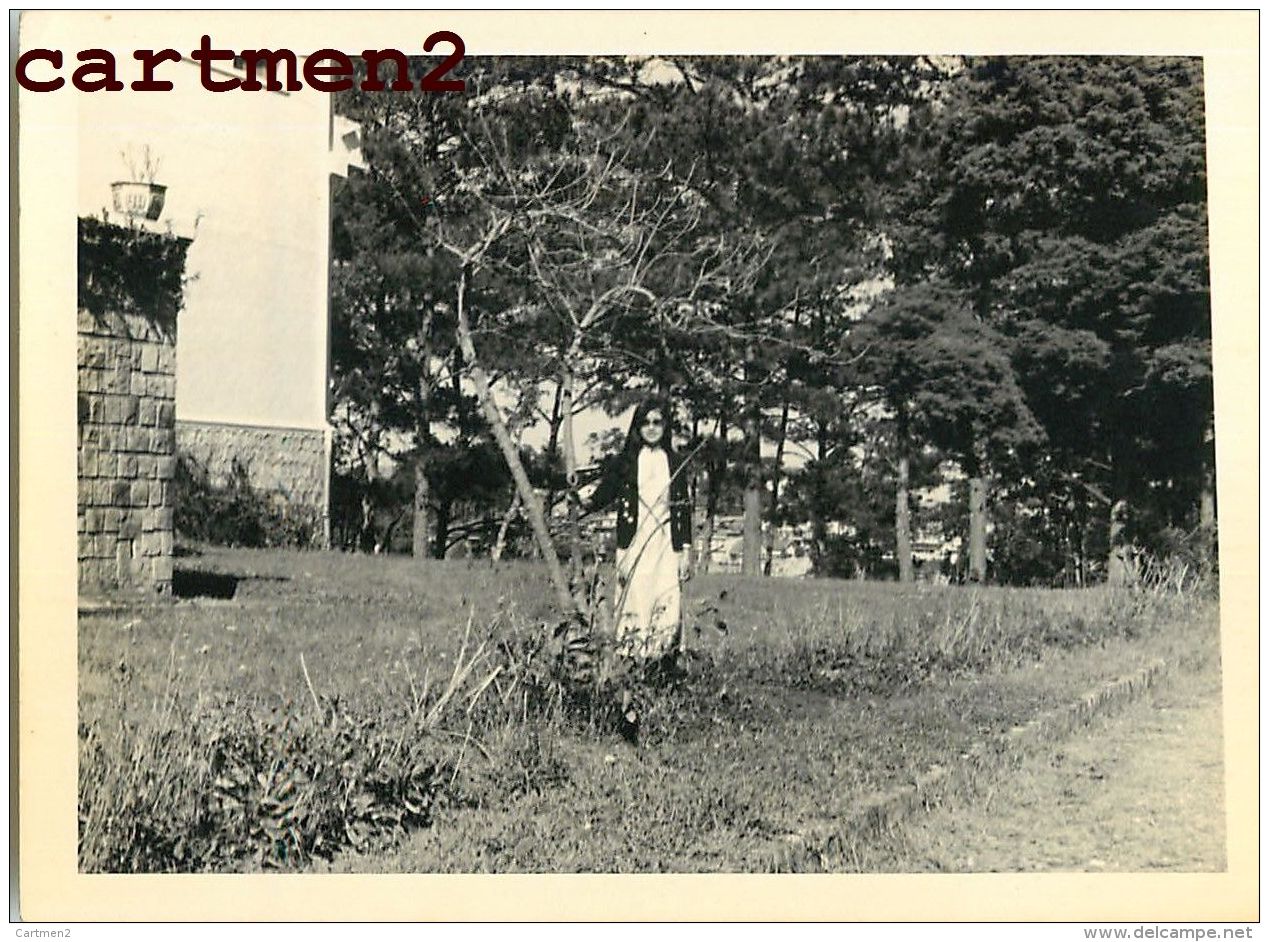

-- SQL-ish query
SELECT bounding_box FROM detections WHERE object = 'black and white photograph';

[16,8,1258,925]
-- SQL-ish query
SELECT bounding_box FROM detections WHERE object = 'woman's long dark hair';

[583,396,684,515]
[622,398,674,457]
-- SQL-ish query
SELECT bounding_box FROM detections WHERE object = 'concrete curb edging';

[761,657,1168,872]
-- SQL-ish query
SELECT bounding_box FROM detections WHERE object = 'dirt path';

[866,664,1227,872]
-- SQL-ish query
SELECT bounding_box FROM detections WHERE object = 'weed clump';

[79,696,457,872]
[692,579,1204,700]
[79,615,511,873]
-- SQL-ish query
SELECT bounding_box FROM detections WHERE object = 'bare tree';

[433,105,763,612]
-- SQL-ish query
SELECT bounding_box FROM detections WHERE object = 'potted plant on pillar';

[111,145,167,222]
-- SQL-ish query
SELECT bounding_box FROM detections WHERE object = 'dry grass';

[79,545,1218,872]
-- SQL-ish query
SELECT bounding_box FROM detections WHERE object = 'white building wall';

[75,54,362,541]
[76,58,337,434]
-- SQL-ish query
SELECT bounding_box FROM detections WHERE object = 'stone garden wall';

[175,419,329,530]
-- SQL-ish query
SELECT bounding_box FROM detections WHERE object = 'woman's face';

[639,409,665,447]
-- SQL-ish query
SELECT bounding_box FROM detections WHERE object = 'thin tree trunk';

[359,493,375,553]
[764,304,799,577]
[560,348,583,582]
[701,413,725,575]
[968,474,988,583]
[809,420,829,571]
[1063,515,1076,588]
[1199,483,1216,530]
[542,381,565,533]
[692,465,708,573]
[491,491,521,563]
[702,468,718,575]
[743,487,763,575]
[702,434,721,575]
[412,457,431,559]
[1107,497,1133,586]
[1077,507,1088,588]
[432,499,451,559]
[411,319,434,559]
[1199,415,1216,562]
[810,511,827,575]
[376,510,402,555]
[354,435,379,553]
[685,416,700,573]
[742,361,763,576]
[895,417,914,584]
[454,264,581,618]
[763,396,791,576]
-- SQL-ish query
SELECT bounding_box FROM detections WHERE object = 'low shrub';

[174,456,321,549]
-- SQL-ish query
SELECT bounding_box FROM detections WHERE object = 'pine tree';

[889,56,1211,582]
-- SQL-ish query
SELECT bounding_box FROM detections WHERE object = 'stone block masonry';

[78,308,178,594]
[77,217,191,596]
[175,419,329,534]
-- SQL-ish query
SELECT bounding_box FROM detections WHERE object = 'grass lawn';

[78,545,1218,873]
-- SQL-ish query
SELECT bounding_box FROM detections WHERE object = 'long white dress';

[614,447,681,661]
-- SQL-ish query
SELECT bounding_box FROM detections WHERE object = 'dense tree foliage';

[888,56,1211,581]
[328,54,1215,591]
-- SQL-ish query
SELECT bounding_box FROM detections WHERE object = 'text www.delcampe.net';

[1084,929,1255,940]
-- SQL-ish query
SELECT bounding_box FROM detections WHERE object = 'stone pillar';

[77,217,191,596]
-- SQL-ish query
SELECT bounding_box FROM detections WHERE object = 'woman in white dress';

[587,400,692,668]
